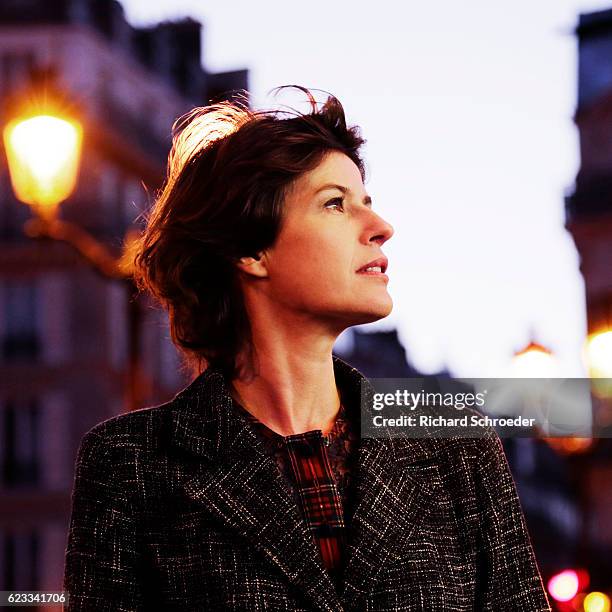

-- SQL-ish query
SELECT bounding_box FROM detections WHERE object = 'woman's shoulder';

[70,400,186,509]
[76,400,177,464]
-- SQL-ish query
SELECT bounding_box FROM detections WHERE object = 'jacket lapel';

[170,366,343,612]
[169,357,441,612]
[332,359,442,610]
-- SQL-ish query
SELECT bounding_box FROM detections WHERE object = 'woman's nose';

[365,210,394,246]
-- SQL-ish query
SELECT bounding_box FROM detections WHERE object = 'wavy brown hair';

[131,85,367,380]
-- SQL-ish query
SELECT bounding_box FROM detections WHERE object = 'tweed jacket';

[63,356,551,611]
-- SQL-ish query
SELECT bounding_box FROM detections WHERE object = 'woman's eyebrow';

[315,183,348,194]
[314,183,373,206]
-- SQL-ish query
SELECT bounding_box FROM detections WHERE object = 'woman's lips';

[356,256,388,274]
[356,267,389,281]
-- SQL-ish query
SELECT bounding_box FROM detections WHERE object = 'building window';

[1,399,41,488]
[0,530,39,591]
[1,281,40,361]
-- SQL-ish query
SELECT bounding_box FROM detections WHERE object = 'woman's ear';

[236,253,268,278]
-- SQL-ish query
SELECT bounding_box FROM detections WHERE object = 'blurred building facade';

[0,0,247,594]
[566,7,612,588]
[569,8,612,343]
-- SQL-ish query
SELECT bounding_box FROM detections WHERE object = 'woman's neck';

[231,325,342,437]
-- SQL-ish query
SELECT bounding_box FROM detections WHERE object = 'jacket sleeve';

[473,431,551,612]
[63,428,145,612]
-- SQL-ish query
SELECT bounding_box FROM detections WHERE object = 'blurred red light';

[548,570,580,602]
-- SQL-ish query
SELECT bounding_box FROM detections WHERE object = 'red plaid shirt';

[233,400,358,590]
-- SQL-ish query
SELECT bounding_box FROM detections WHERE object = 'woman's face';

[259,150,394,329]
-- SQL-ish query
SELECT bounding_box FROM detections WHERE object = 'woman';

[63,86,550,611]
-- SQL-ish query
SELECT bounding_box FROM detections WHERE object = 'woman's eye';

[324,198,344,211]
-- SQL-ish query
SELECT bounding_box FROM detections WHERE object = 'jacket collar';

[170,355,437,465]
[169,355,443,612]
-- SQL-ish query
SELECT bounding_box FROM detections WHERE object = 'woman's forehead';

[293,152,365,197]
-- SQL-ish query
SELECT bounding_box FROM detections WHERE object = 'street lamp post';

[3,110,145,412]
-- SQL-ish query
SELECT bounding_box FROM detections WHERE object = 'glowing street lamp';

[510,340,594,453]
[3,114,82,220]
[511,340,558,378]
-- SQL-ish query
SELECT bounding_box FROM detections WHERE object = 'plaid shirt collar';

[233,399,348,443]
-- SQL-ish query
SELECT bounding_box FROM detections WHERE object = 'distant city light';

[584,592,611,612]
[548,569,580,602]
[543,436,593,455]
[585,330,612,377]
[585,329,612,398]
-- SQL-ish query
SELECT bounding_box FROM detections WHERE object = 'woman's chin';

[348,297,393,325]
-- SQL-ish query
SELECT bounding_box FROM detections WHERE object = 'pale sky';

[122,0,612,377]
